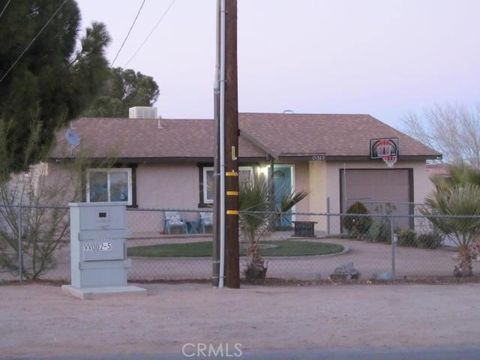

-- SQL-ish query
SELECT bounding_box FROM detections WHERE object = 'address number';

[83,241,113,252]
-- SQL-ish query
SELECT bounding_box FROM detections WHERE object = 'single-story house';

[47,111,441,234]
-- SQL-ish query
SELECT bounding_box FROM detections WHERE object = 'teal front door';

[273,166,293,229]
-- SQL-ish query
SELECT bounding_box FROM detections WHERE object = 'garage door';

[340,169,413,228]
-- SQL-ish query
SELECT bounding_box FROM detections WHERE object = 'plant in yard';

[421,183,480,277]
[238,177,270,281]
[0,148,116,279]
[342,202,372,238]
[367,203,397,243]
[397,229,417,247]
[239,176,307,281]
[0,165,78,279]
[367,218,392,243]
[415,232,443,249]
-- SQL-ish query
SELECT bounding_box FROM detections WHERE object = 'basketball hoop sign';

[370,137,399,168]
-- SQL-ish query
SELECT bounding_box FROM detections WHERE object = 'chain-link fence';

[1,204,480,283]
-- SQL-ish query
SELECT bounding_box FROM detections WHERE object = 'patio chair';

[199,211,213,233]
[164,211,188,234]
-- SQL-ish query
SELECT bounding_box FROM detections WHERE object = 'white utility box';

[62,203,146,299]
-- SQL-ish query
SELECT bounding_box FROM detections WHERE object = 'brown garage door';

[340,169,413,228]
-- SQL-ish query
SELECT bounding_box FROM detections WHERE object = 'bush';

[367,217,392,243]
[415,232,443,249]
[343,202,372,238]
[397,229,417,247]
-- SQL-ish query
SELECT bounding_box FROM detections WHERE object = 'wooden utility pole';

[213,0,239,289]
[223,0,240,288]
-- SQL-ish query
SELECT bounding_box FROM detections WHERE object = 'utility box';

[62,203,146,299]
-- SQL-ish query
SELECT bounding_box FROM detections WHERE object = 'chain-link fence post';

[391,216,396,279]
[17,206,23,283]
[326,197,331,236]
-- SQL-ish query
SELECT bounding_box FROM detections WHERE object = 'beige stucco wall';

[292,161,310,214]
[43,162,202,234]
[136,163,199,209]
[43,159,435,236]
[307,161,327,228]
[41,162,83,204]
[130,163,200,233]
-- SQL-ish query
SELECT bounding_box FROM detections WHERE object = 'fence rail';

[1,205,479,284]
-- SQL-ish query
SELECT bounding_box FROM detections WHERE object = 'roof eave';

[277,154,442,161]
[48,155,273,164]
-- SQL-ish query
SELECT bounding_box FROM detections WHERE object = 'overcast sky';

[77,0,480,128]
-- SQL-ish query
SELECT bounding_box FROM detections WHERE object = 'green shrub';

[367,217,392,243]
[415,232,443,249]
[397,229,417,247]
[343,202,372,238]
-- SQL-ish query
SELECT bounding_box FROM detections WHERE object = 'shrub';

[397,229,417,247]
[367,217,392,243]
[343,202,372,238]
[415,232,443,249]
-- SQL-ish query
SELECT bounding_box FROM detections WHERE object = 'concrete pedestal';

[62,284,147,300]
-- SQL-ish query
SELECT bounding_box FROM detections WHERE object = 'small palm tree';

[422,183,480,277]
[239,176,307,281]
[431,164,480,190]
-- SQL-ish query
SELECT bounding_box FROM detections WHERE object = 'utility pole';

[223,0,240,288]
[213,0,240,289]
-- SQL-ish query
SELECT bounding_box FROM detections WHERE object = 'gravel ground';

[1,283,480,359]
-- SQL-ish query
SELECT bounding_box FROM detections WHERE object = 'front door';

[273,165,293,229]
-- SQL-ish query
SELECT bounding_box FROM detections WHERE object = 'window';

[203,168,215,204]
[202,166,253,204]
[86,168,132,206]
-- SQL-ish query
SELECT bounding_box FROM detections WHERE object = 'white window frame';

[202,167,215,204]
[86,168,133,206]
[202,166,254,204]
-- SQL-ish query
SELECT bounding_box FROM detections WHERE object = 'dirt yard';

[1,283,480,358]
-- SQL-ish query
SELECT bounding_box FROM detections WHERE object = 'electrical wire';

[0,0,12,20]
[124,0,177,67]
[0,0,68,83]
[110,0,146,67]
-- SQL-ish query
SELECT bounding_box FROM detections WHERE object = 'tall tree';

[402,104,480,168]
[0,0,111,177]
[82,67,160,118]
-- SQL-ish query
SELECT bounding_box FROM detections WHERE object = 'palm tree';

[431,164,480,189]
[239,176,307,281]
[422,183,480,277]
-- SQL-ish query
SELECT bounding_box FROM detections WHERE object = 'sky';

[76,0,480,128]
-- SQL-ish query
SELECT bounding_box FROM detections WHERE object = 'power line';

[0,0,12,20]
[110,0,146,67]
[124,0,177,67]
[0,0,68,83]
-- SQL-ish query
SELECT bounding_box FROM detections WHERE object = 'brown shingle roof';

[50,113,440,161]
[51,118,266,160]
[239,113,439,158]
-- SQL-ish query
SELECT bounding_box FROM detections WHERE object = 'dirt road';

[1,283,479,358]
